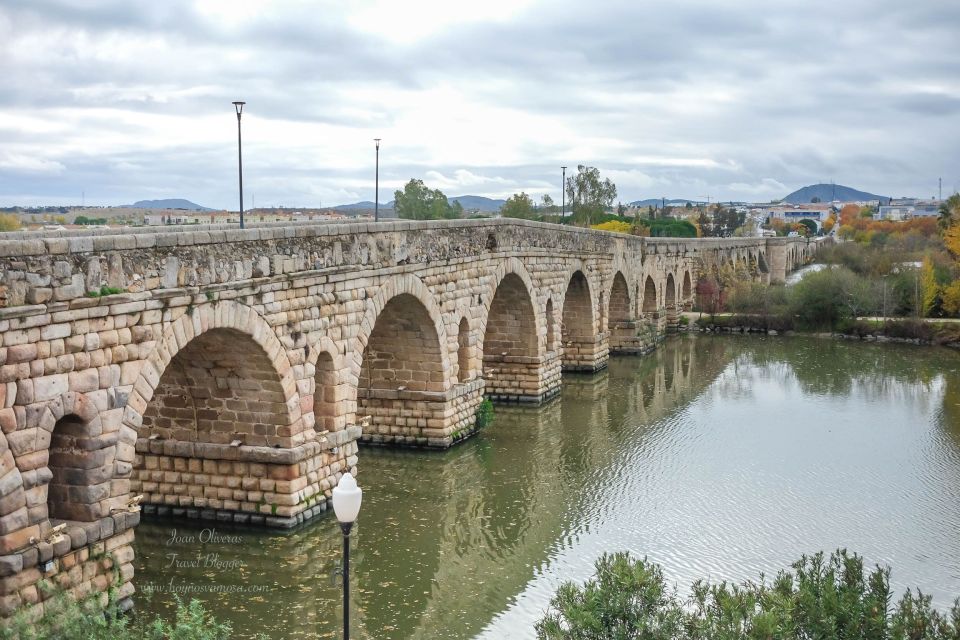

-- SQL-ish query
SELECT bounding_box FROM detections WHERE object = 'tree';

[696,211,713,238]
[797,218,818,237]
[540,194,554,212]
[394,179,456,220]
[938,194,960,229]
[564,165,616,227]
[920,256,940,317]
[501,192,536,219]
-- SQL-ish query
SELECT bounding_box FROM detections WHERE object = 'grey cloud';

[1,0,958,207]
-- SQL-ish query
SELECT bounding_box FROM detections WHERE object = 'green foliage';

[797,218,818,236]
[85,285,125,298]
[501,192,536,219]
[565,165,617,227]
[394,179,460,220]
[0,587,236,640]
[475,398,495,430]
[536,550,960,640]
[698,206,746,238]
[789,267,876,329]
[74,215,109,225]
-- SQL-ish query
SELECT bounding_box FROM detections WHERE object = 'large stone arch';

[481,257,544,345]
[482,271,541,400]
[125,301,300,447]
[561,269,607,371]
[352,274,479,447]
[124,301,303,446]
[119,300,337,528]
[351,274,452,386]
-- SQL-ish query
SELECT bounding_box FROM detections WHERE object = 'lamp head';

[232,101,245,116]
[332,472,362,524]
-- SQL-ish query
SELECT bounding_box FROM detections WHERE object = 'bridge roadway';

[0,218,817,618]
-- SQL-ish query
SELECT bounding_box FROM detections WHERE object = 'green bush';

[475,398,495,430]
[536,550,960,640]
[0,587,237,640]
[85,285,125,298]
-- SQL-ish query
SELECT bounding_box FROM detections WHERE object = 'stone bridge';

[0,218,817,618]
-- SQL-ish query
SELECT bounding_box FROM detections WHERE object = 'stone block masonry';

[0,217,820,620]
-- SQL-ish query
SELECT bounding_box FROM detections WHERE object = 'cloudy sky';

[1,0,958,208]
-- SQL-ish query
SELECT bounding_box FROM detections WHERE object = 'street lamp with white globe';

[332,472,362,640]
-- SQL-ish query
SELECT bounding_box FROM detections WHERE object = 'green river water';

[132,335,960,639]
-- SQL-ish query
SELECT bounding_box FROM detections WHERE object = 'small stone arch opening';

[682,272,692,300]
[457,317,471,383]
[758,252,770,274]
[48,414,106,522]
[642,276,658,313]
[314,350,340,432]
[666,274,676,308]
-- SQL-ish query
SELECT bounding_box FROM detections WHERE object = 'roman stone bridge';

[0,218,816,618]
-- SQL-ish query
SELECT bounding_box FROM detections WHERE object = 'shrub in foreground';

[0,586,237,640]
[536,550,960,640]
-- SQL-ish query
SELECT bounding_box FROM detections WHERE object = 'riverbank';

[682,311,960,348]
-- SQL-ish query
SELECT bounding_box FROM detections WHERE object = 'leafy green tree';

[394,179,457,220]
[713,206,747,237]
[797,218,818,236]
[395,179,435,220]
[564,165,617,227]
[501,192,536,219]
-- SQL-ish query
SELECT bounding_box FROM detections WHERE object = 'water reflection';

[133,336,960,639]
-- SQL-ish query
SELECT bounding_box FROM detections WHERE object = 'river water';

[132,335,960,639]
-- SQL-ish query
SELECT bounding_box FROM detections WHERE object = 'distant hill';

[630,198,696,207]
[782,184,889,205]
[333,201,382,211]
[124,199,212,211]
[333,195,505,213]
[449,195,505,212]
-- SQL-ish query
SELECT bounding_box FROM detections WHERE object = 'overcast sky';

[1,0,958,208]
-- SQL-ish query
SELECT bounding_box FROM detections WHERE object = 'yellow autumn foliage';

[591,220,633,234]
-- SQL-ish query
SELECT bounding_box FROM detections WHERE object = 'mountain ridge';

[122,198,212,211]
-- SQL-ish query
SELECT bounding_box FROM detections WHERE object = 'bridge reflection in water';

[132,336,960,639]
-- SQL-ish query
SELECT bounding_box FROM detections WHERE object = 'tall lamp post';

[232,101,246,229]
[374,138,381,222]
[561,166,567,220]
[332,472,362,640]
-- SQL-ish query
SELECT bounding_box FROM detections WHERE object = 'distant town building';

[762,203,835,226]
[877,199,941,221]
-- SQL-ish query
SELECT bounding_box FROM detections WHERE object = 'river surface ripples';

[133,335,960,639]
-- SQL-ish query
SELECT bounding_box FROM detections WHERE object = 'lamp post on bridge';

[332,472,363,640]
[232,101,246,229]
[374,138,381,223]
[561,166,567,220]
